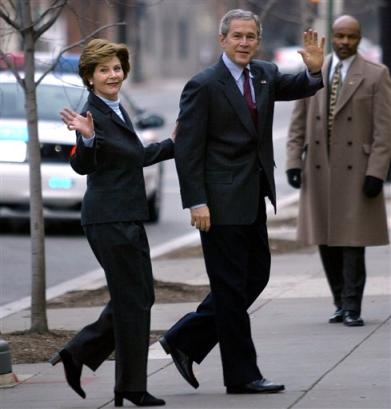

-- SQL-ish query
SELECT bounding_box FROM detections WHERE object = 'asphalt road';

[0,79,295,308]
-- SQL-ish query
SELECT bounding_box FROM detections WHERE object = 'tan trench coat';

[286,54,391,246]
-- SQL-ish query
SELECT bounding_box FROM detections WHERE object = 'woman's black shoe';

[49,349,86,399]
[114,391,165,407]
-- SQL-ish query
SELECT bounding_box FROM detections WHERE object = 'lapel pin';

[260,80,267,84]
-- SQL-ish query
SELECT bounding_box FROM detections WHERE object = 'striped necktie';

[328,61,343,134]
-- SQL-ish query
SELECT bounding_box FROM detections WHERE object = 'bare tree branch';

[0,25,17,38]
[0,49,25,87]
[0,4,21,31]
[36,21,126,86]
[33,0,67,39]
[5,0,16,12]
[0,0,15,17]
[33,0,66,26]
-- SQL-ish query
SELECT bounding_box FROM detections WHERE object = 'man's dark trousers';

[319,245,366,314]
[164,199,270,387]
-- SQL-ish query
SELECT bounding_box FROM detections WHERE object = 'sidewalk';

[0,201,390,409]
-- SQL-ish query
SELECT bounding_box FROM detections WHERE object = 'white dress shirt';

[222,52,256,102]
[329,53,356,84]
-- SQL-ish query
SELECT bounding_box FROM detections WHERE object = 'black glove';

[286,168,301,189]
[363,175,383,198]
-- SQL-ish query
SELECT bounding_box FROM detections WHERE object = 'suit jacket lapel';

[88,92,136,134]
[119,104,135,133]
[335,55,364,116]
[216,59,258,139]
[320,55,332,136]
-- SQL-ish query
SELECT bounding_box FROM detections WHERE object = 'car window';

[0,82,87,121]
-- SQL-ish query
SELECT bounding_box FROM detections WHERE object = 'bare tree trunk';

[19,0,48,333]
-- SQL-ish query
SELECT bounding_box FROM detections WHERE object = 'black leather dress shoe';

[343,311,364,327]
[159,336,199,389]
[49,349,86,398]
[329,308,344,323]
[226,378,285,394]
[114,391,165,407]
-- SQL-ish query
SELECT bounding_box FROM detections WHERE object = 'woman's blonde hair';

[79,39,130,91]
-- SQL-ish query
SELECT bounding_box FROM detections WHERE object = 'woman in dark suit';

[50,39,173,407]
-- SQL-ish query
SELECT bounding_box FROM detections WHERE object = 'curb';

[0,372,19,388]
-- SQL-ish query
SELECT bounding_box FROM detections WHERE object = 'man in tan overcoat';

[286,15,391,327]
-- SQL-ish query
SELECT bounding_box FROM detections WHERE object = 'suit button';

[316,165,321,169]
[315,140,320,145]
[316,115,321,120]
[347,141,352,146]
[347,165,353,170]
[347,117,352,121]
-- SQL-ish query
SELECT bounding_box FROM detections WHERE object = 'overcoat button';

[316,165,321,169]
[347,141,352,146]
[316,115,321,120]
[347,117,352,121]
[315,140,320,144]
[347,165,352,169]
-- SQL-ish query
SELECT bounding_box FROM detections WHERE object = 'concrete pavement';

[0,199,390,409]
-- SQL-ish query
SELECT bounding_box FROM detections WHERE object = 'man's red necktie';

[243,68,257,126]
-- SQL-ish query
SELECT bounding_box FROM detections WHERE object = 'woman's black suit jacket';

[66,92,173,392]
[70,92,174,225]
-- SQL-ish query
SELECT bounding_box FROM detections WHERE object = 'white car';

[272,38,382,74]
[272,46,305,74]
[0,71,164,223]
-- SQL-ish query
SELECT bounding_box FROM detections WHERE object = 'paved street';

[1,200,390,409]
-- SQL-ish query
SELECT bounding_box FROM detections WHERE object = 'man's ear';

[219,34,226,48]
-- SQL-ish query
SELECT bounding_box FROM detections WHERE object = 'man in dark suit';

[160,9,324,394]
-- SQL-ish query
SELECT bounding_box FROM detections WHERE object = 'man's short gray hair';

[219,9,262,39]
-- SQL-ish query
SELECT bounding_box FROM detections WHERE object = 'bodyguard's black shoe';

[226,378,285,394]
[49,349,86,399]
[329,308,344,323]
[343,311,364,327]
[114,391,165,407]
[159,336,199,389]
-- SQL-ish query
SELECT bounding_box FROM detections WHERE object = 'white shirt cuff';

[190,203,207,209]
[82,133,95,147]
